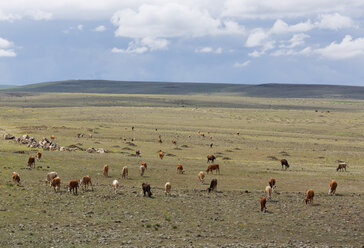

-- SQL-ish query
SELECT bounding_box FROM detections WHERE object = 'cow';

[206,164,220,174]
[142,183,152,197]
[136,150,141,157]
[197,171,205,183]
[210,143,213,148]
[122,166,128,179]
[172,140,177,145]
[139,165,145,176]
[305,189,314,204]
[50,135,55,141]
[165,182,171,196]
[103,165,109,177]
[68,180,79,194]
[51,177,61,192]
[329,180,337,195]
[265,186,272,199]
[112,180,120,194]
[207,154,216,163]
[141,161,147,170]
[177,164,184,174]
[36,152,42,161]
[12,172,21,185]
[260,197,267,212]
[132,126,134,131]
[158,137,163,143]
[337,162,347,172]
[88,133,93,139]
[268,178,276,191]
[159,151,164,160]
[80,176,93,191]
[281,159,289,170]
[208,179,217,193]
[45,172,57,185]
[27,156,35,168]
[200,133,205,137]
[236,132,240,135]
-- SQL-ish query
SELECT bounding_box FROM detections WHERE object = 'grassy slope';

[4,80,364,99]
[0,93,363,247]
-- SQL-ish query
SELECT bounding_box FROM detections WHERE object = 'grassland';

[0,93,363,247]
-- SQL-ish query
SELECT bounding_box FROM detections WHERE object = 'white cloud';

[316,13,354,30]
[315,35,364,59]
[112,46,148,54]
[26,10,52,20]
[77,24,83,30]
[271,19,313,34]
[234,60,250,68]
[0,37,16,57]
[112,37,169,54]
[140,37,169,50]
[94,25,106,32]
[280,33,310,48]
[195,47,223,54]
[245,28,269,47]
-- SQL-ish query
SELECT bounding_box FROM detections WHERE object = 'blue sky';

[1,0,364,86]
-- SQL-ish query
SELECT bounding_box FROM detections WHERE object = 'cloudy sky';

[1,0,364,86]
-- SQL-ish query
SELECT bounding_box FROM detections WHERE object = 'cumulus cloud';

[195,47,223,54]
[280,33,310,48]
[234,60,250,68]
[112,37,169,54]
[315,35,364,59]
[0,37,16,57]
[316,13,355,30]
[94,25,106,32]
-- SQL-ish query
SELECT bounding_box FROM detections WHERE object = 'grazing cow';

[80,176,93,191]
[136,150,141,157]
[51,177,61,192]
[265,186,272,199]
[158,138,163,143]
[142,183,152,197]
[27,156,35,168]
[36,152,42,161]
[172,140,177,145]
[103,165,109,177]
[12,172,21,185]
[237,132,240,135]
[141,161,147,170]
[329,180,337,195]
[177,164,184,174]
[112,179,120,194]
[88,133,93,138]
[50,135,55,140]
[45,172,57,185]
[208,179,217,193]
[337,162,347,172]
[139,165,145,176]
[132,126,134,131]
[197,171,205,183]
[305,189,315,204]
[260,197,267,212]
[165,182,171,196]
[268,178,276,191]
[207,154,216,163]
[68,180,79,194]
[159,151,164,160]
[210,143,213,148]
[206,164,220,174]
[122,166,129,179]
[281,159,289,170]
[200,133,205,137]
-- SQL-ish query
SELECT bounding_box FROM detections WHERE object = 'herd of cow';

[9,132,347,213]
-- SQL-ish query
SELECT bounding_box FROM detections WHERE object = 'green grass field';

[0,93,363,247]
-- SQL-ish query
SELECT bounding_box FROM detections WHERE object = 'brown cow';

[329,180,337,195]
[198,171,205,183]
[207,154,216,163]
[165,182,171,196]
[142,183,152,197]
[305,189,314,204]
[136,150,141,157]
[88,133,93,138]
[337,162,347,172]
[281,159,289,170]
[103,165,109,177]
[68,180,79,194]
[139,165,146,176]
[260,197,267,212]
[27,156,35,168]
[51,177,61,192]
[159,151,164,160]
[172,140,177,145]
[50,135,55,140]
[141,161,147,170]
[80,176,93,191]
[36,152,42,161]
[206,164,220,174]
[268,178,276,190]
[177,164,184,174]
[12,172,21,185]
[122,166,128,179]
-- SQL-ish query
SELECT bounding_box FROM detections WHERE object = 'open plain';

[0,93,363,247]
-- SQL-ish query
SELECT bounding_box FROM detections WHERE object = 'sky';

[1,0,364,86]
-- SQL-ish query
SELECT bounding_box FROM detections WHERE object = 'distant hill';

[3,80,364,99]
[0,85,14,89]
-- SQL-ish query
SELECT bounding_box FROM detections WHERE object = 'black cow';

[281,159,289,170]
[142,183,152,197]
[208,179,218,193]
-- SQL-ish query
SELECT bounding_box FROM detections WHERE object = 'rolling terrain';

[0,93,363,247]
